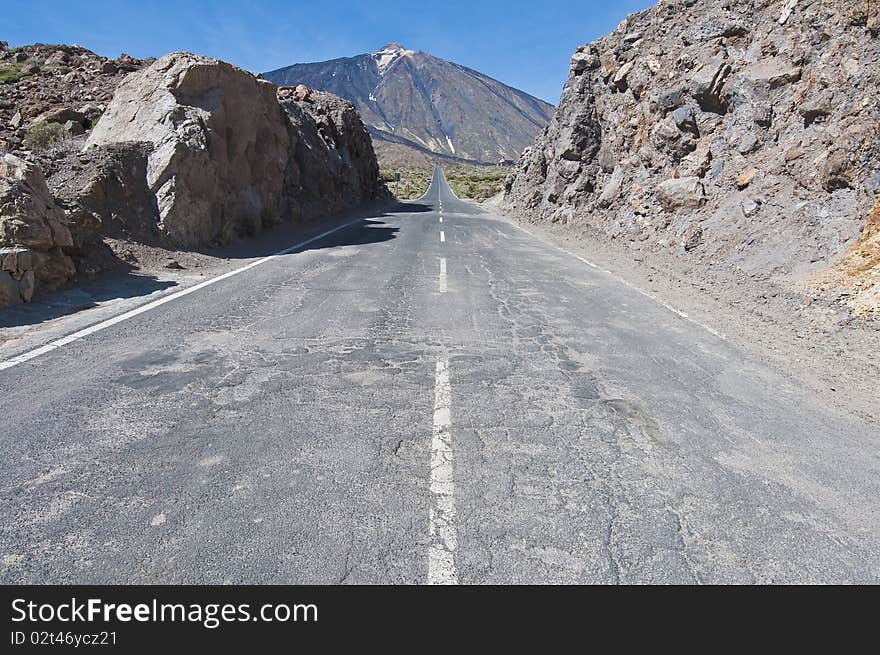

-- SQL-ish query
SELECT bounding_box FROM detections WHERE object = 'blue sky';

[4,0,656,103]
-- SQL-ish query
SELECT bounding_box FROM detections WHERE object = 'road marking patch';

[439,257,447,293]
[428,356,457,584]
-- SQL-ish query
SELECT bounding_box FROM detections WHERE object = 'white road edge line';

[509,222,726,341]
[0,217,368,372]
[428,355,457,585]
[440,230,446,243]
[439,257,447,293]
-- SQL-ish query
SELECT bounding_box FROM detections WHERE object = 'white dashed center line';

[440,230,445,243]
[428,356,457,584]
[439,257,447,293]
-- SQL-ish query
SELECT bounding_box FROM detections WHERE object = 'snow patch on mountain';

[372,43,414,75]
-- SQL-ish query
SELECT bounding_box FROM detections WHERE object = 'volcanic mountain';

[263,43,555,164]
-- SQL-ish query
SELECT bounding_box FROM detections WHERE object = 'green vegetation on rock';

[0,65,30,85]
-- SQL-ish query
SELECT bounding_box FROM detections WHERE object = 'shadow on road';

[0,272,177,329]
[0,202,409,331]
[295,218,400,253]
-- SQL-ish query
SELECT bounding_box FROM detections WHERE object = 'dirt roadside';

[484,194,879,425]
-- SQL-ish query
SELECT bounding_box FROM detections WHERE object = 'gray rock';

[18,269,34,302]
[740,57,802,89]
[689,57,731,113]
[738,134,759,155]
[63,119,85,136]
[0,155,77,296]
[656,177,705,210]
[863,173,880,194]
[655,87,685,114]
[671,107,699,135]
[681,224,703,251]
[742,198,760,217]
[0,270,20,307]
[598,166,625,206]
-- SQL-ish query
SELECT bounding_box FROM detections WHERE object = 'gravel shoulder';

[484,195,879,425]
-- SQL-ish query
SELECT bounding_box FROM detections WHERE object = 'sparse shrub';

[0,65,29,84]
[381,166,432,199]
[445,165,507,200]
[23,122,68,151]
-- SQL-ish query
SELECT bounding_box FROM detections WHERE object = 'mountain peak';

[263,45,554,163]
[372,43,414,74]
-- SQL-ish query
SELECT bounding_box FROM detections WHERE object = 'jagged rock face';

[504,0,880,314]
[0,154,76,307]
[263,44,555,164]
[278,87,388,221]
[84,53,387,248]
[86,53,292,246]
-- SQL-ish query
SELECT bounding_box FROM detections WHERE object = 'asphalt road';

[1,167,878,584]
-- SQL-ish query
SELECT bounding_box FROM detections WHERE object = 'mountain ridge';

[263,44,554,163]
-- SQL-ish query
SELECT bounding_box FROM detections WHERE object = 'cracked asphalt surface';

[1,167,879,584]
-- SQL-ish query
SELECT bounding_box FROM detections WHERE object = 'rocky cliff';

[503,0,880,317]
[0,51,388,307]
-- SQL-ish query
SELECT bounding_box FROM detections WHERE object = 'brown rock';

[736,167,759,189]
[656,177,705,210]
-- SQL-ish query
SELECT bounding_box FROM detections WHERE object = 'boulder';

[671,106,699,136]
[740,57,801,89]
[33,107,87,127]
[689,57,731,113]
[0,154,76,306]
[656,177,705,210]
[0,271,19,306]
[86,52,292,246]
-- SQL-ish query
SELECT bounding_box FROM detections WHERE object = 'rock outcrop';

[277,86,387,222]
[86,53,292,246]
[0,154,77,304]
[0,51,388,307]
[84,52,387,247]
[504,0,880,316]
[0,43,150,153]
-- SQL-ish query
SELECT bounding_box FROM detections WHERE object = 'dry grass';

[444,165,508,201]
[381,166,433,199]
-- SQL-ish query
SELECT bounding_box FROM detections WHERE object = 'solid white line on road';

[428,356,457,584]
[0,217,369,372]
[440,231,446,243]
[439,257,447,293]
